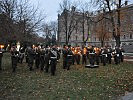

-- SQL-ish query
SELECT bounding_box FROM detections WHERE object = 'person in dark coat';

[40,46,45,71]
[49,46,57,75]
[88,46,95,66]
[66,45,73,70]
[27,46,35,71]
[107,46,112,64]
[10,44,19,72]
[113,46,120,65]
[0,47,4,71]
[75,46,81,65]
[119,47,124,62]
[62,45,67,69]
[101,47,108,66]
[45,46,50,73]
[35,46,41,69]
[94,47,101,65]
[71,47,75,65]
[82,47,87,65]
[19,46,25,63]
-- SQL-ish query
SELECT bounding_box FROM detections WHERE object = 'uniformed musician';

[50,45,58,75]
[82,46,87,64]
[10,43,19,72]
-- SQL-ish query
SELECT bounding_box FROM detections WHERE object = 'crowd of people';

[0,43,125,76]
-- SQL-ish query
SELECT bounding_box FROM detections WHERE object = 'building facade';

[58,4,133,52]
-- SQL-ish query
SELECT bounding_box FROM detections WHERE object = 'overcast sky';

[31,0,62,22]
[31,0,133,22]
[31,0,89,22]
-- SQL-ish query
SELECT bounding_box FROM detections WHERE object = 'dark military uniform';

[35,47,41,69]
[71,47,75,65]
[50,48,57,75]
[10,46,19,72]
[113,47,120,64]
[19,46,25,63]
[27,46,35,71]
[66,46,73,70]
[40,47,45,71]
[25,49,29,63]
[82,47,87,64]
[0,50,3,70]
[75,47,81,65]
[101,47,108,66]
[45,48,50,73]
[107,47,112,64]
[57,47,61,61]
[62,45,67,69]
[88,47,95,65]
[94,47,100,65]
[119,47,124,62]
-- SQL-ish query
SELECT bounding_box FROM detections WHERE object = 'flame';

[0,45,4,49]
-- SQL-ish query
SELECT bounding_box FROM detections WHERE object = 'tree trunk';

[115,36,121,47]
[101,40,104,47]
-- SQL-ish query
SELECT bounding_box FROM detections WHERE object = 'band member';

[66,45,73,70]
[101,47,108,66]
[82,46,87,64]
[62,45,67,69]
[113,46,120,64]
[35,45,41,69]
[56,46,61,61]
[71,47,75,65]
[119,46,124,62]
[88,46,95,65]
[45,45,50,73]
[25,46,29,63]
[50,46,57,75]
[107,46,112,64]
[0,45,4,70]
[10,44,19,72]
[94,47,100,65]
[27,45,35,71]
[40,46,45,71]
[75,46,81,65]
[19,45,25,63]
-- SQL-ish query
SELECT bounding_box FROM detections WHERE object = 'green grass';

[0,53,133,100]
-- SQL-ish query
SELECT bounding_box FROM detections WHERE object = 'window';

[130,34,132,39]
[129,43,132,45]
[123,35,126,39]
[122,43,126,46]
[95,37,96,41]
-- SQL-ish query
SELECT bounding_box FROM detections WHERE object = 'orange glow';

[32,45,35,49]
[0,45,4,49]
[94,47,100,55]
[83,48,87,54]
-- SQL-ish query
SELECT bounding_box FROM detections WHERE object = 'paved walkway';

[124,59,133,62]
[120,92,133,100]
[124,55,133,62]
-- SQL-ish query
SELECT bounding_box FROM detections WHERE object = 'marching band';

[0,43,125,76]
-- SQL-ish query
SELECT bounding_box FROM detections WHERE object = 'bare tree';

[42,21,58,45]
[0,0,45,44]
[91,0,129,47]
[94,11,111,47]
[78,1,94,45]
[58,0,79,45]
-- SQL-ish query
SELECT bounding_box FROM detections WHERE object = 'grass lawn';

[0,53,133,100]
